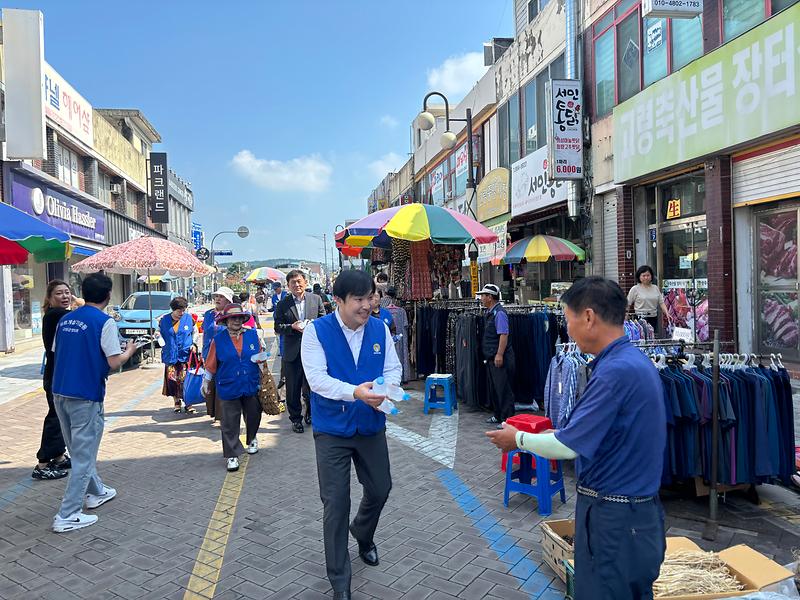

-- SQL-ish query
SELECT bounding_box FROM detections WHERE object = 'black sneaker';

[292,422,305,433]
[50,457,71,470]
[32,464,68,480]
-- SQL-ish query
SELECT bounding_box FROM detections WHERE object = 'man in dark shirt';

[487,276,666,600]
[479,284,515,428]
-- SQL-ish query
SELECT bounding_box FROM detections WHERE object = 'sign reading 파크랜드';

[546,79,583,181]
[642,0,702,19]
[614,2,800,183]
[149,152,169,223]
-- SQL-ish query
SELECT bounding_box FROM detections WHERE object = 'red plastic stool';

[501,415,552,472]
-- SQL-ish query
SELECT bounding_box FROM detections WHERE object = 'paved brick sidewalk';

[1,327,799,599]
[0,347,45,407]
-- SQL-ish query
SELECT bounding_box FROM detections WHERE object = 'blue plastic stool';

[423,374,456,416]
[503,449,566,516]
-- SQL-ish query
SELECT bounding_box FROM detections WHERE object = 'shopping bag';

[183,349,206,407]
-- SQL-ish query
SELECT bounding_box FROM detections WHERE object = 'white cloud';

[230,150,332,193]
[427,52,489,100]
[379,115,399,129]
[368,152,405,179]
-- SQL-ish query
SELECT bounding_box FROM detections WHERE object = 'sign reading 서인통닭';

[547,79,583,181]
[613,2,799,183]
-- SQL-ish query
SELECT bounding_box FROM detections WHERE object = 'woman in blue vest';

[159,296,196,413]
[202,303,264,472]
[201,286,234,421]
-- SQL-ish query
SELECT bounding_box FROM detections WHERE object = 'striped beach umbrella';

[502,235,585,264]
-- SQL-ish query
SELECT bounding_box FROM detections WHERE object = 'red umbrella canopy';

[71,236,212,276]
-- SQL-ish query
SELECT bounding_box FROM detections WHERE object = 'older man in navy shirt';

[488,276,666,600]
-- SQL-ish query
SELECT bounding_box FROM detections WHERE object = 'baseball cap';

[477,284,500,297]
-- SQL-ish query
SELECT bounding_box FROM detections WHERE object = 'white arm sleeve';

[100,319,123,357]
[515,431,578,460]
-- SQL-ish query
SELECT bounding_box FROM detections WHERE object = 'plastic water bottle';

[372,376,387,396]
[377,398,399,415]
[386,383,411,402]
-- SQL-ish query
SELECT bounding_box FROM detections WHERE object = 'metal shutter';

[733,142,800,206]
[603,193,619,279]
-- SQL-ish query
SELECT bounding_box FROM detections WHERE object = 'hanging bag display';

[183,347,206,407]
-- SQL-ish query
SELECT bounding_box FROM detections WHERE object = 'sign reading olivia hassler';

[10,172,105,243]
[511,145,567,217]
[614,2,800,183]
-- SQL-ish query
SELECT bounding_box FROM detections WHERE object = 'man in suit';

[275,270,325,433]
[447,271,472,299]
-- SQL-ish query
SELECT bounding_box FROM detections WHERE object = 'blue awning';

[72,245,98,257]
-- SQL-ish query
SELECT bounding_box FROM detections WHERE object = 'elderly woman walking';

[159,296,196,413]
[202,286,234,421]
[32,280,73,481]
[202,304,264,472]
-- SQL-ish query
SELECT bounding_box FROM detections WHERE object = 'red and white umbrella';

[72,236,213,277]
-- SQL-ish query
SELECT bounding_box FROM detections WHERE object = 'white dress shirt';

[301,309,402,401]
[294,294,306,321]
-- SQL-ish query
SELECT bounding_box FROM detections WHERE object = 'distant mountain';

[218,258,319,268]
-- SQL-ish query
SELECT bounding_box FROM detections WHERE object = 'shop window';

[508,92,521,165]
[523,79,538,155]
[498,102,510,168]
[723,0,764,41]
[594,28,615,116]
[671,16,703,71]
[643,18,667,87]
[527,0,551,22]
[616,12,642,103]
[658,174,705,222]
[773,0,800,11]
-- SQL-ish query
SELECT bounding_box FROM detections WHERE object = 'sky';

[8,0,514,265]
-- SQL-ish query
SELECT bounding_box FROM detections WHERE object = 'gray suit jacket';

[274,293,325,362]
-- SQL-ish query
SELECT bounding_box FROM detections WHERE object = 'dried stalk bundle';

[653,550,744,598]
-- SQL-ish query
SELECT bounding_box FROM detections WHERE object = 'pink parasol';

[71,236,213,276]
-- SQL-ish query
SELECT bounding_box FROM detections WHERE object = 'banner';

[478,222,508,264]
[614,3,800,182]
[511,145,567,217]
[546,79,584,180]
[44,63,93,148]
[477,168,510,222]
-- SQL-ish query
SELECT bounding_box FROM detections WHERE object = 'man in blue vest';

[479,283,515,428]
[51,273,137,533]
[301,270,401,600]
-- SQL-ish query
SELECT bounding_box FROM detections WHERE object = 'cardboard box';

[657,537,793,600]
[540,519,574,583]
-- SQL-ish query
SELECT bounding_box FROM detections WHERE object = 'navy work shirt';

[555,336,666,497]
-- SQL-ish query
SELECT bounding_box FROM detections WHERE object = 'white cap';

[212,286,234,303]
[477,283,500,297]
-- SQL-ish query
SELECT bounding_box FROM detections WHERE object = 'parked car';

[112,291,178,363]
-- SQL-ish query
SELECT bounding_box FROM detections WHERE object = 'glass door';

[755,207,800,359]
[660,219,709,341]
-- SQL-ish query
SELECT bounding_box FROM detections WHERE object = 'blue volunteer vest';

[202,309,226,359]
[214,328,261,401]
[52,305,113,403]
[375,307,394,329]
[311,313,387,437]
[159,312,194,364]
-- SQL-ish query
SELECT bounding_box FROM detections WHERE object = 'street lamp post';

[417,91,481,295]
[306,233,328,285]
[210,226,250,286]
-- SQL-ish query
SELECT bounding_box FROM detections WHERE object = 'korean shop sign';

[511,145,567,217]
[665,198,681,219]
[43,63,93,148]
[546,79,584,180]
[149,152,169,223]
[642,0,702,19]
[613,2,800,183]
[477,167,510,222]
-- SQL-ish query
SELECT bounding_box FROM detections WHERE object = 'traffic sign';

[213,250,233,256]
[196,247,210,260]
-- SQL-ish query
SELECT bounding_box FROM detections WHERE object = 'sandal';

[184,405,196,414]
[174,401,182,413]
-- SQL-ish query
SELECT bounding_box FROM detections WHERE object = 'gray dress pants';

[314,429,392,593]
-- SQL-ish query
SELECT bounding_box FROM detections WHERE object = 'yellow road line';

[183,452,250,599]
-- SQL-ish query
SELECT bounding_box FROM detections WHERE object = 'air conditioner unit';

[110,183,122,194]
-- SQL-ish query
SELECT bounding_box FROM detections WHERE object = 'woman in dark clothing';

[32,280,72,480]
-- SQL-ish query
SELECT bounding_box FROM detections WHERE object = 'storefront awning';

[71,245,98,257]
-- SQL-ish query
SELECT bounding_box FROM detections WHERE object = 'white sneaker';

[247,439,259,454]
[53,511,98,533]
[85,485,116,509]
[227,457,239,471]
